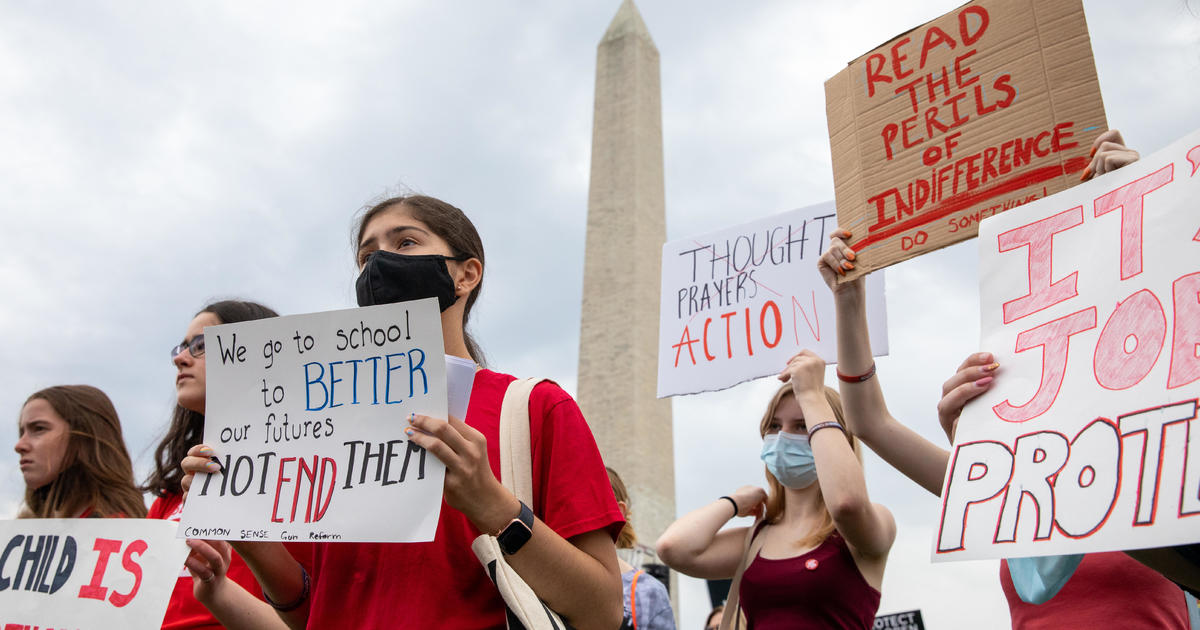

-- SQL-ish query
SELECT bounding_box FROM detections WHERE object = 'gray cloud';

[0,1,1196,628]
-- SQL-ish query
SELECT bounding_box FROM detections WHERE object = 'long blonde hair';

[757,383,860,549]
[606,467,637,549]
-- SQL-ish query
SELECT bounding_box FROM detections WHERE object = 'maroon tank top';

[739,528,880,629]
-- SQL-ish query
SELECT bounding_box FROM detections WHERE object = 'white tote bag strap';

[498,377,543,504]
[476,376,570,630]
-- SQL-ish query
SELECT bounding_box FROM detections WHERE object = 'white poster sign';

[935,128,1200,561]
[180,299,449,543]
[0,519,189,630]
[657,202,889,397]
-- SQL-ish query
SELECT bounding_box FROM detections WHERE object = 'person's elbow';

[842,410,891,446]
[827,493,873,526]
[572,575,623,630]
[655,534,687,570]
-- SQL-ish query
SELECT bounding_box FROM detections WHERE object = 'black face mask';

[356,250,467,311]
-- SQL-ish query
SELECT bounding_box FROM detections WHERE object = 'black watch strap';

[496,500,535,555]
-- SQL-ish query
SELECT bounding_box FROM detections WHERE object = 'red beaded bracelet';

[836,362,876,383]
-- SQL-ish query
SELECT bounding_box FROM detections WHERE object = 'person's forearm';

[229,542,309,630]
[834,290,890,440]
[486,512,622,630]
[797,392,871,512]
[835,289,950,495]
[198,579,290,630]
[657,500,735,565]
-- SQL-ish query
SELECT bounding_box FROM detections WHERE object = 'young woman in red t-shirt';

[16,384,146,519]
[181,194,626,630]
[656,354,896,629]
[144,299,282,629]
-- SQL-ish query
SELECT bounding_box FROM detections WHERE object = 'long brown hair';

[353,195,487,365]
[757,383,860,549]
[143,299,278,498]
[606,467,637,549]
[21,385,147,518]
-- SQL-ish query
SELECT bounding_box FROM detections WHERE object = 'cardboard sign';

[874,610,925,630]
[0,519,189,630]
[934,128,1200,561]
[657,202,888,397]
[825,0,1107,279]
[180,299,451,543]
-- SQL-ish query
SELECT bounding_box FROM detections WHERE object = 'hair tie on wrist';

[836,362,876,383]
[719,495,738,518]
[807,421,846,437]
[264,565,309,612]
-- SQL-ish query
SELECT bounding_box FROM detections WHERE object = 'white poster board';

[0,519,189,630]
[657,202,889,397]
[180,299,449,543]
[935,128,1200,561]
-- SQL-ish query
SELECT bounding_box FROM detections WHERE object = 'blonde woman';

[656,353,894,629]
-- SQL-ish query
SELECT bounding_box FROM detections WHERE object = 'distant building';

[578,0,675,549]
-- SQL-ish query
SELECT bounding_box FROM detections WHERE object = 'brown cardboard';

[825,0,1106,280]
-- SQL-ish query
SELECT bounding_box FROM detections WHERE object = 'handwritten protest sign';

[0,519,188,630]
[934,128,1200,561]
[825,0,1107,280]
[180,299,451,543]
[657,202,888,397]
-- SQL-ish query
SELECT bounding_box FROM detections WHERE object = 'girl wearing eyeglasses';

[16,385,146,519]
[145,300,282,630]
[180,195,626,630]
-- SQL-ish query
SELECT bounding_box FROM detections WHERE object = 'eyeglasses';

[170,335,206,360]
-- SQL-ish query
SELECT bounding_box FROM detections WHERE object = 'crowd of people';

[12,130,1199,629]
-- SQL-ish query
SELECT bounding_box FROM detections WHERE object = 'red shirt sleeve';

[146,494,174,520]
[528,381,625,542]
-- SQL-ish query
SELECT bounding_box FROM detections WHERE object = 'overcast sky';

[1,1,1197,628]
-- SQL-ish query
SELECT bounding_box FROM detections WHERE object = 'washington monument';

[578,0,675,546]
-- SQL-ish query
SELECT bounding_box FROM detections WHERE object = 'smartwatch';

[496,500,535,555]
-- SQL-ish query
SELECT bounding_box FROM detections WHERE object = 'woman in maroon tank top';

[656,353,896,629]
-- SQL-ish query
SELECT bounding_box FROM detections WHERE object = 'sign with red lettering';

[179,299,455,543]
[825,0,1107,279]
[657,202,888,397]
[0,519,188,630]
[934,128,1200,561]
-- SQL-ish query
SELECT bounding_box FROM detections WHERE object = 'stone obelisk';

[578,0,674,548]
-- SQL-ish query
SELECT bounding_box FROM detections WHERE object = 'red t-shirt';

[296,369,625,629]
[148,492,268,630]
[1000,552,1189,629]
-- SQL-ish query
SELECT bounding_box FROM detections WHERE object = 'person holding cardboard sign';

[180,194,625,630]
[15,385,146,519]
[656,354,895,629]
[143,299,286,630]
[819,164,1194,630]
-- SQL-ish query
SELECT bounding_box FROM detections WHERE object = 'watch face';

[498,521,533,555]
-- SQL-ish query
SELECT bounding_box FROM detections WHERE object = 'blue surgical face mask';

[1006,554,1084,605]
[760,432,818,489]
